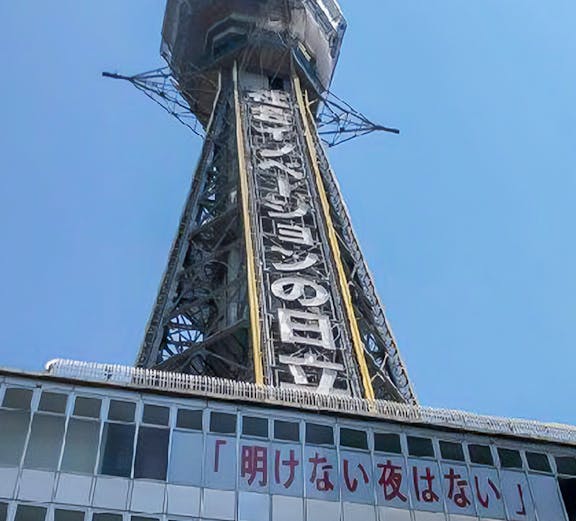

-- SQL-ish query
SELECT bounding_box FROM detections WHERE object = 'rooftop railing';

[44,358,576,447]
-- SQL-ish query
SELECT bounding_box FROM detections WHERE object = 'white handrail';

[44,358,576,446]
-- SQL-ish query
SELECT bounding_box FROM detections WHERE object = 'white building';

[0,360,574,521]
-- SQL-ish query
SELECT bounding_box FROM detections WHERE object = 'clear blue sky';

[1,1,575,424]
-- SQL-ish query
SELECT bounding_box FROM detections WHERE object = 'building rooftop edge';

[1,359,574,448]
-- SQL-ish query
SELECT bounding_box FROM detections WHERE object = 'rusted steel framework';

[132,0,416,404]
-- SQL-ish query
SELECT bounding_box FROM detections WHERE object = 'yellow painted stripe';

[293,77,376,401]
[233,64,264,386]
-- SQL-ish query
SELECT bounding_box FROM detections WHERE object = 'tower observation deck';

[136,0,416,404]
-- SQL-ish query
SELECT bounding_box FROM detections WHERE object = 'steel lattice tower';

[134,0,416,404]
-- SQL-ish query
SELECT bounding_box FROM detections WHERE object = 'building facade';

[0,363,575,521]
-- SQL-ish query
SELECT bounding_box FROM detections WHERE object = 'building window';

[61,418,101,473]
[24,414,66,469]
[525,451,551,473]
[134,426,170,480]
[557,456,576,476]
[407,436,434,458]
[468,444,494,466]
[74,397,102,418]
[439,441,465,462]
[142,404,170,426]
[215,34,246,57]
[305,423,334,446]
[2,387,33,410]
[374,433,402,454]
[108,400,136,422]
[0,502,7,521]
[210,411,236,434]
[92,515,122,521]
[340,428,368,450]
[100,422,136,477]
[38,391,67,414]
[559,479,576,521]
[269,77,285,91]
[131,517,159,521]
[498,448,523,469]
[242,416,268,438]
[54,509,85,521]
[0,409,30,466]
[14,505,47,521]
[274,420,300,442]
[176,408,203,430]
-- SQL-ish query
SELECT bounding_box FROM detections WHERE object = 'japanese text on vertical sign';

[244,89,357,395]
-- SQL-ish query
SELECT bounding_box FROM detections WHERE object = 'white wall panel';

[307,498,341,521]
[55,474,93,506]
[374,455,410,509]
[270,443,303,498]
[239,442,270,493]
[17,469,54,502]
[448,515,476,521]
[413,511,447,521]
[340,451,374,504]
[239,491,269,521]
[166,484,200,517]
[528,475,568,521]
[203,488,236,520]
[500,471,535,521]
[469,467,505,519]
[205,435,237,490]
[343,501,376,521]
[92,476,130,510]
[0,467,18,499]
[130,481,165,513]
[378,506,412,521]
[304,447,339,501]
[439,464,475,517]
[272,495,304,521]
[409,460,444,513]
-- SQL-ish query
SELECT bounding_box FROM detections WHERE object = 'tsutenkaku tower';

[136,0,416,404]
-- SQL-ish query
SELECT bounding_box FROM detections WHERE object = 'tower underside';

[136,69,416,404]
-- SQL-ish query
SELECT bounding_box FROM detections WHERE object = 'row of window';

[2,386,576,480]
[0,503,160,521]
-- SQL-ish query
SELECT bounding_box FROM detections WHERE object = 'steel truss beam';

[304,101,417,403]
[103,67,399,148]
[136,83,253,383]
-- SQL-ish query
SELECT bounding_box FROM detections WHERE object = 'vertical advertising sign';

[243,88,360,396]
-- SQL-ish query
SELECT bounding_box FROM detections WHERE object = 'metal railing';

[44,358,576,446]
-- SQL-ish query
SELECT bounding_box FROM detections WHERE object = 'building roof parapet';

[43,358,576,447]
